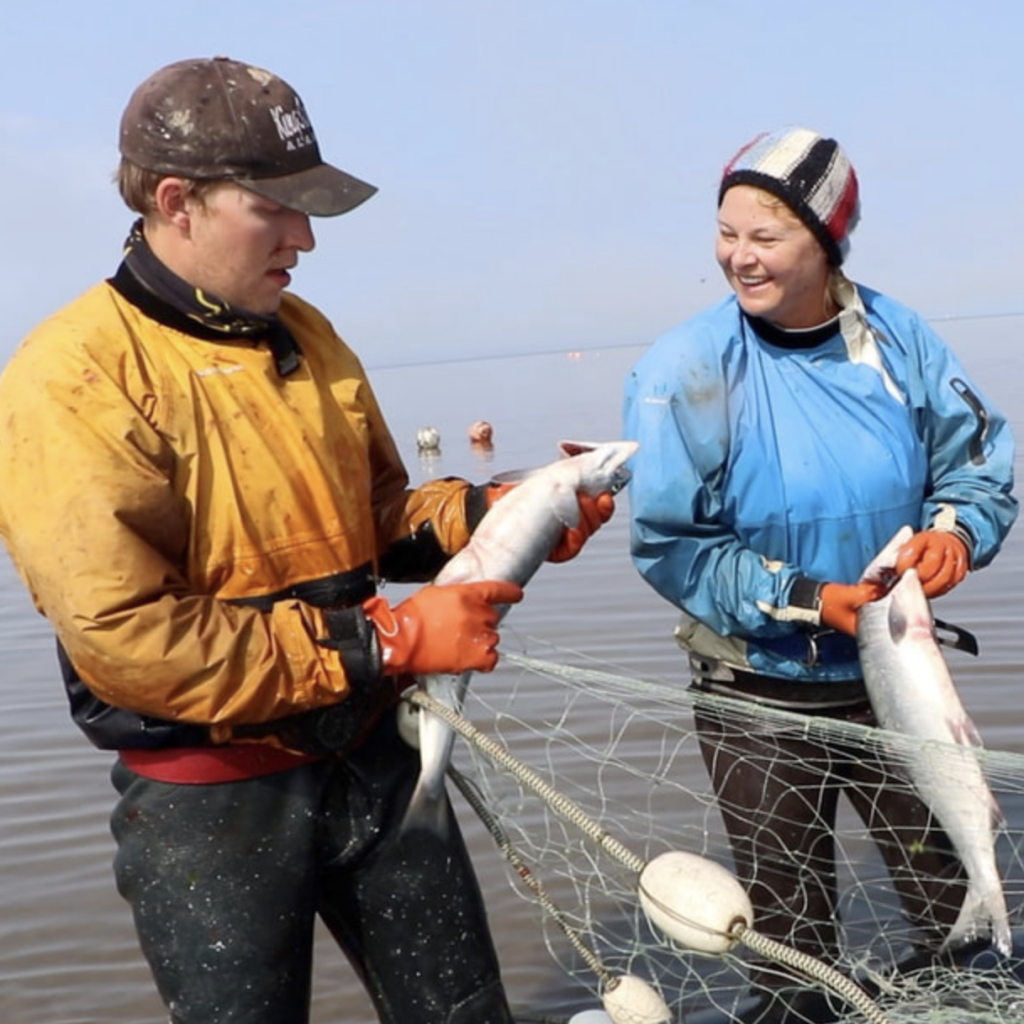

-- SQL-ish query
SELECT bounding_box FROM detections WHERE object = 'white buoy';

[638,850,753,955]
[601,974,671,1024]
[568,1010,615,1024]
[416,426,441,452]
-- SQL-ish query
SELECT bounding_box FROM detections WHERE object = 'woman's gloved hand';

[819,581,888,636]
[895,530,970,598]
[547,491,616,562]
[362,580,523,676]
[486,485,615,563]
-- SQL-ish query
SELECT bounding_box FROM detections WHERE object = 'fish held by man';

[399,439,638,837]
[856,526,1012,957]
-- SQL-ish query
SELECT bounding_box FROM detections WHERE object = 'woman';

[623,127,1017,1022]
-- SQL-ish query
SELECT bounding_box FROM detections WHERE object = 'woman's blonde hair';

[749,186,806,230]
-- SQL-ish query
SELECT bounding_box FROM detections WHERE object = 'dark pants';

[110,714,514,1024]
[692,689,967,988]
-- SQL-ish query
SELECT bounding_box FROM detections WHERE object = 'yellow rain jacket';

[0,279,474,741]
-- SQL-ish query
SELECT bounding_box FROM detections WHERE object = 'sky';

[3,0,1023,369]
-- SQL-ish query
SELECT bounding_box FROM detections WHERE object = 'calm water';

[1,321,1022,1023]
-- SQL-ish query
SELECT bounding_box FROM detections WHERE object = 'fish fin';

[557,440,599,458]
[992,795,1009,832]
[950,715,986,749]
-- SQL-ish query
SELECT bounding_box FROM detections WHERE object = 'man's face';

[182,184,315,315]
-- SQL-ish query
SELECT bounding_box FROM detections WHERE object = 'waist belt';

[689,655,867,710]
[228,563,377,613]
[756,629,860,667]
[119,744,322,784]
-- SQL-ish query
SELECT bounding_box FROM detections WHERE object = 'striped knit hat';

[719,127,860,266]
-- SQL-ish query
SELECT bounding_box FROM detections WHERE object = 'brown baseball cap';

[119,56,377,217]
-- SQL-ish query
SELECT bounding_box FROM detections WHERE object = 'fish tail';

[946,883,1013,957]
[399,776,451,839]
[994,919,1014,958]
[990,902,1014,957]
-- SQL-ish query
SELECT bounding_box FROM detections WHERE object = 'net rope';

[425,641,1024,1024]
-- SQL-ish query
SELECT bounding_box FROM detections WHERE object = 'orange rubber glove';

[895,530,970,598]
[549,491,616,563]
[486,485,616,563]
[819,581,888,636]
[362,580,523,676]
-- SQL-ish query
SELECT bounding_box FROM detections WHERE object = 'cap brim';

[240,162,378,217]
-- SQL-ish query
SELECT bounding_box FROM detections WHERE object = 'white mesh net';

[433,641,1024,1024]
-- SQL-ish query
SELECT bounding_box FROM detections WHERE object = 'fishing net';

[433,640,1024,1024]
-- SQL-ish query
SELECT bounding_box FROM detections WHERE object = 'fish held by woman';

[856,526,1012,957]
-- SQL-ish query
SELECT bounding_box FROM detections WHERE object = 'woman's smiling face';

[716,185,833,329]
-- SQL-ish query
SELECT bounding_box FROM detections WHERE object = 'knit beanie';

[719,127,860,266]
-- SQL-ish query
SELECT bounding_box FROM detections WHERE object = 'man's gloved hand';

[486,485,616,563]
[895,530,969,598]
[362,580,523,676]
[819,581,888,636]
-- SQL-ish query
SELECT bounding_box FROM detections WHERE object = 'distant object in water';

[416,426,441,454]
[468,420,494,448]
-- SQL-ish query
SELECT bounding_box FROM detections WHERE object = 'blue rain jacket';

[624,283,1017,682]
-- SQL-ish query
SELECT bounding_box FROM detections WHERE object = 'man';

[0,57,613,1023]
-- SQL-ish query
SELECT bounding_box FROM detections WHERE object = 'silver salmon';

[399,439,638,836]
[856,527,1011,956]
